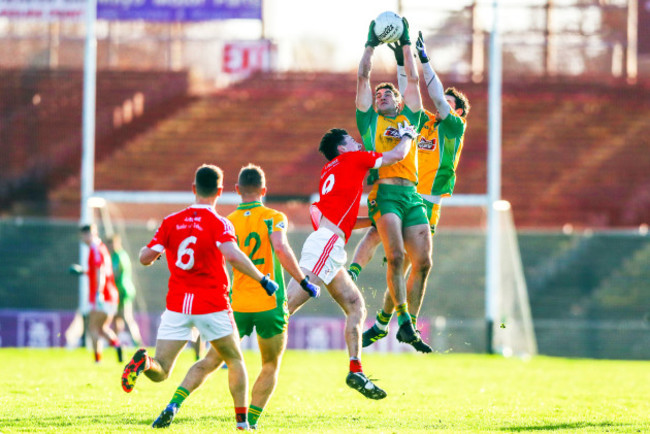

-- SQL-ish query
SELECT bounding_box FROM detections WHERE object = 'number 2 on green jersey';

[244,232,264,265]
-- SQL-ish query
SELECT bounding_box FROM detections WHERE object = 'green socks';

[375,309,393,331]
[396,303,411,325]
[248,405,264,427]
[170,386,190,406]
[348,263,362,282]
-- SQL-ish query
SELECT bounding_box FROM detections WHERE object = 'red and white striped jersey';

[87,241,119,305]
[312,150,382,242]
[147,204,237,314]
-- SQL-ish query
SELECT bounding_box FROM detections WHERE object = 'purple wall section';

[0,310,73,347]
[0,309,430,353]
[0,310,156,348]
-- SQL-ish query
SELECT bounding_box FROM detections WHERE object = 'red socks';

[349,358,363,373]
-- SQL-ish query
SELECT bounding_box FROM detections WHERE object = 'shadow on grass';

[500,421,641,432]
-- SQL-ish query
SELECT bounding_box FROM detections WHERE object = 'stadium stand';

[38,71,650,229]
[0,69,191,214]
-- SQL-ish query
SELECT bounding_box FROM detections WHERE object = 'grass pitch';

[0,348,648,433]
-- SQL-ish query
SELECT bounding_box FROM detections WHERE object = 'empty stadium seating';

[4,69,650,228]
[0,68,190,213]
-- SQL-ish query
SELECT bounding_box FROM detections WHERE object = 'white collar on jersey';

[190,204,215,210]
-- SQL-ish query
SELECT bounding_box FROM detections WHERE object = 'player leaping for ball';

[354,17,433,351]
[287,124,417,400]
[349,32,470,352]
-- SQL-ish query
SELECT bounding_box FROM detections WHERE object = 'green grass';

[0,348,648,433]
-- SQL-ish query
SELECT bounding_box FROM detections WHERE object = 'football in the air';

[373,11,404,44]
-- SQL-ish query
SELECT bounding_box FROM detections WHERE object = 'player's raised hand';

[300,276,320,298]
[398,121,417,139]
[260,274,279,296]
[365,20,382,48]
[387,41,404,66]
[68,264,84,275]
[399,17,411,45]
[415,31,429,63]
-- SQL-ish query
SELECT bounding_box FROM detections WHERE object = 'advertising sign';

[98,0,261,22]
[0,0,261,22]
[0,0,85,21]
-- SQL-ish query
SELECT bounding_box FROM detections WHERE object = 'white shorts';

[298,227,346,285]
[156,309,236,343]
[91,301,118,317]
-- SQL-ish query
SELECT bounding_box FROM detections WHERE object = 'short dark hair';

[374,82,402,103]
[80,223,95,233]
[238,164,266,194]
[445,87,470,118]
[319,128,348,161]
[195,164,223,197]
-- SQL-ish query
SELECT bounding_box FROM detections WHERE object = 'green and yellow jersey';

[416,109,466,197]
[227,201,288,313]
[356,105,423,183]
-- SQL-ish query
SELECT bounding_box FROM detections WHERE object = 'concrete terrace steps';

[45,72,650,228]
[1,68,190,212]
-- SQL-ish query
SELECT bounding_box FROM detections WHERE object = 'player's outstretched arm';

[400,18,423,113]
[270,231,319,298]
[68,263,85,275]
[356,21,379,112]
[416,31,451,120]
[139,246,161,266]
[388,40,408,95]
[380,121,417,166]
[220,241,279,295]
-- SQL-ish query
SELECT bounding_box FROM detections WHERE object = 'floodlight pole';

[78,0,98,315]
[485,0,503,354]
[81,0,97,226]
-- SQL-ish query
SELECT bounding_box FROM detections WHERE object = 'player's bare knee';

[224,358,246,374]
[146,367,170,382]
[355,297,367,321]
[345,294,366,321]
[157,368,172,381]
[357,305,367,324]
[414,255,432,275]
[385,250,405,270]
[219,349,244,366]
[261,359,281,375]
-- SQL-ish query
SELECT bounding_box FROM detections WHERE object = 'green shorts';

[368,184,428,228]
[423,198,442,235]
[234,303,289,339]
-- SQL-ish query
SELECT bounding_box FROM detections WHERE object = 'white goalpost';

[491,201,538,357]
